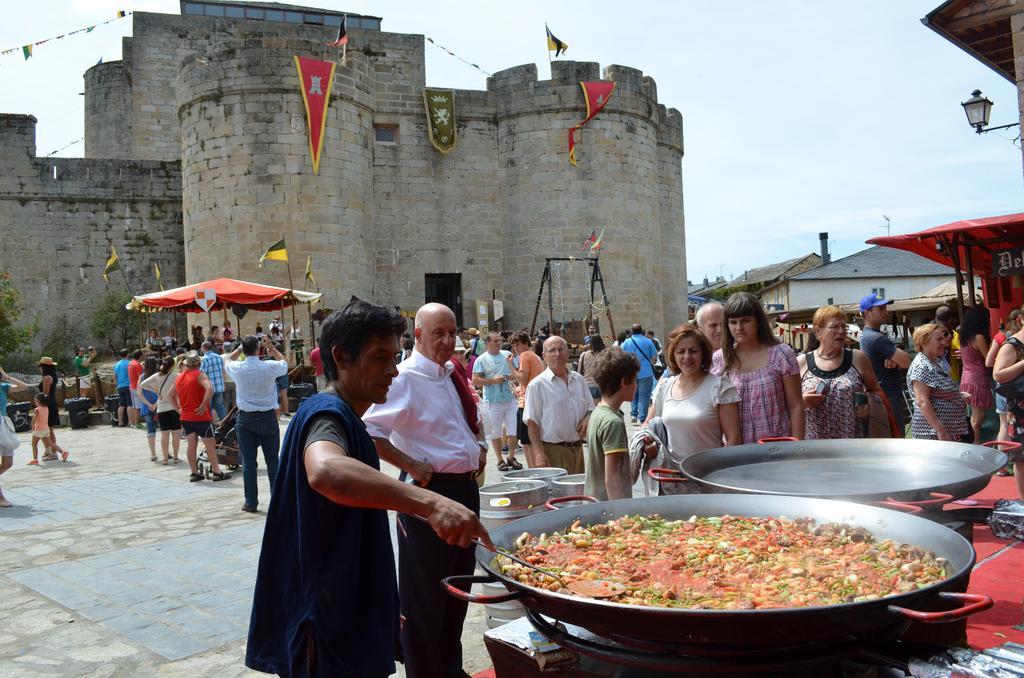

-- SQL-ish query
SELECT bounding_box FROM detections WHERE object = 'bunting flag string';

[425,37,491,77]
[1,11,131,61]
[45,138,84,157]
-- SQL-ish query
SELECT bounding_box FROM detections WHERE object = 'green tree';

[0,272,37,364]
[91,291,141,351]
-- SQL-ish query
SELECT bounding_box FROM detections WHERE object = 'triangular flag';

[545,24,568,57]
[116,10,127,18]
[590,227,606,252]
[293,56,337,175]
[154,262,164,291]
[305,256,315,286]
[259,239,288,267]
[22,45,32,60]
[568,81,616,166]
[103,245,120,281]
[579,230,596,251]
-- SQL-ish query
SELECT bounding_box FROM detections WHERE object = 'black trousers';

[397,474,479,678]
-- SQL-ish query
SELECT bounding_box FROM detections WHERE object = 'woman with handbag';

[797,305,885,440]
[139,357,182,464]
[0,367,29,507]
[992,323,1024,498]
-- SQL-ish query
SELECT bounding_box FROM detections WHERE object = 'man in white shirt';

[225,336,289,513]
[523,335,595,473]
[363,303,487,678]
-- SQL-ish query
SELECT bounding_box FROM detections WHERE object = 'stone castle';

[0,2,685,347]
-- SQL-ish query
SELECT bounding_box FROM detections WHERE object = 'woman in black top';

[38,357,68,460]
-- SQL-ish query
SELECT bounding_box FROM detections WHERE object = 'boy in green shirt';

[585,347,639,501]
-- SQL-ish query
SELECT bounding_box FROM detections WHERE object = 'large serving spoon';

[400,513,625,598]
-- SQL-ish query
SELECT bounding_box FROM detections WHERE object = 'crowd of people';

[246,290,1005,677]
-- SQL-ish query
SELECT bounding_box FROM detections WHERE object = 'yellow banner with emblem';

[423,88,456,154]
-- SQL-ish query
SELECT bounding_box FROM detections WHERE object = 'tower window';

[374,125,398,144]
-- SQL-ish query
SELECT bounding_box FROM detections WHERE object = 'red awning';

[867,213,1024,274]
[128,277,323,313]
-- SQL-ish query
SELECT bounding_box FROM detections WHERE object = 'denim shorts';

[275,374,288,392]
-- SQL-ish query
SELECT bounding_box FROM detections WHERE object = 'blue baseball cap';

[859,293,891,313]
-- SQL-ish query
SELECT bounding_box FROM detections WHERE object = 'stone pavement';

[0,421,496,677]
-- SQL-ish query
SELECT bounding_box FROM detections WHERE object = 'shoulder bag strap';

[627,337,657,370]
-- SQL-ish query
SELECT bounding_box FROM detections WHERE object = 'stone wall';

[0,114,183,349]
[83,61,133,160]
[77,9,687,338]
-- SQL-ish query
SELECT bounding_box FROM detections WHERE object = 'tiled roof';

[791,246,951,280]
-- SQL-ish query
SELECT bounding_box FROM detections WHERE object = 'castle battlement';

[1,6,686,347]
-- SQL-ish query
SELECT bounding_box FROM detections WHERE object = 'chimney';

[819,232,830,266]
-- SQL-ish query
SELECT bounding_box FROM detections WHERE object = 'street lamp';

[961,89,1019,134]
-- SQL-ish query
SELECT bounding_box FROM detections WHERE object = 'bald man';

[523,335,595,472]
[363,302,487,678]
[696,301,725,352]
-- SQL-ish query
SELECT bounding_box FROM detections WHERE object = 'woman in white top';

[138,357,181,464]
[659,325,741,487]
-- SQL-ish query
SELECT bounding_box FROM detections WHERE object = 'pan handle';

[882,492,954,511]
[757,437,798,444]
[888,592,993,623]
[982,440,1022,455]
[545,494,599,510]
[440,574,524,604]
[648,467,691,484]
[869,499,923,514]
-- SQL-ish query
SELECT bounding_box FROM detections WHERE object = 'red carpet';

[956,473,1024,649]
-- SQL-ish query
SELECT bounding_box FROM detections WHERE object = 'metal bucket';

[478,480,547,628]
[550,473,586,499]
[500,467,567,490]
[479,479,550,530]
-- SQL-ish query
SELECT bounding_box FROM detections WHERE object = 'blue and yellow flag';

[546,24,567,57]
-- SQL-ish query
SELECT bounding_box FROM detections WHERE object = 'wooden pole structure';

[529,262,550,336]
[949,235,966,322]
[283,254,300,364]
[965,245,977,308]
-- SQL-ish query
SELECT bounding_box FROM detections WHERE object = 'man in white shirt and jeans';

[363,303,487,678]
[225,335,289,513]
[523,335,595,473]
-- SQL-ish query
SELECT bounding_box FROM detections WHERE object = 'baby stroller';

[197,406,242,477]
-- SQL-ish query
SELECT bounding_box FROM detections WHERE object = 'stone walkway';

[0,421,495,677]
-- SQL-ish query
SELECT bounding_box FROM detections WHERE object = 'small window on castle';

[827,297,834,305]
[183,3,203,15]
[374,125,398,144]
[265,10,283,21]
[304,14,324,25]
[245,8,264,19]
[285,11,302,23]
[225,7,244,19]
[204,5,225,17]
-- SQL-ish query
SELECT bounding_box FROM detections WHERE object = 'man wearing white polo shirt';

[363,302,487,678]
[523,335,595,472]
[225,336,289,513]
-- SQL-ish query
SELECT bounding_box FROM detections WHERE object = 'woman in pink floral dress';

[711,292,805,443]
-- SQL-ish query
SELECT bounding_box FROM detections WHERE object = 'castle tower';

[177,36,377,300]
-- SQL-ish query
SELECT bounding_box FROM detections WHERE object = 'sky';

[1,1,1021,287]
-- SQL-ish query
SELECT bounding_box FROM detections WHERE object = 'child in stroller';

[197,406,242,477]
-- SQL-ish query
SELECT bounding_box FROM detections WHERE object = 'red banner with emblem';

[293,56,337,175]
[568,81,616,166]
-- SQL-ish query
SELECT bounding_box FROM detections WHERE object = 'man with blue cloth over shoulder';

[245,298,491,678]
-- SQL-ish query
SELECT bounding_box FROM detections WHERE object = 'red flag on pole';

[568,81,615,166]
[293,56,337,175]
